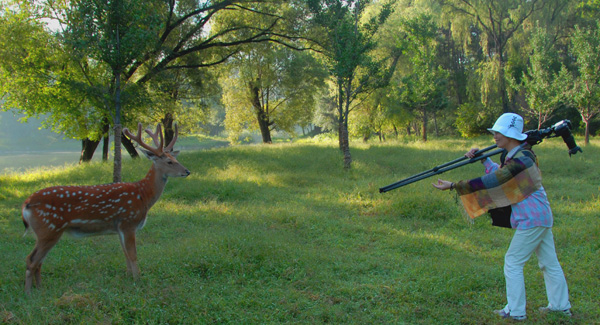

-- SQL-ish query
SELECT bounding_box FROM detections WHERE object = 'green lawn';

[0,137,598,324]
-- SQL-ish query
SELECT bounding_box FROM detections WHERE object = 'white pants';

[502,227,571,316]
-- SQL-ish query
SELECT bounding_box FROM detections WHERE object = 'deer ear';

[141,149,159,160]
[170,150,180,157]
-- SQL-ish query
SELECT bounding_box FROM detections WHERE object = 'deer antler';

[123,123,163,156]
[145,124,164,150]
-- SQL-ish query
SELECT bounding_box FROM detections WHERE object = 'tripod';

[378,119,582,194]
[379,145,504,193]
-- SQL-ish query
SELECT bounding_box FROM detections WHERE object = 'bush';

[455,102,499,138]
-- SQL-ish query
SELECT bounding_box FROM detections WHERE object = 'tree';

[0,1,116,163]
[394,14,449,142]
[4,0,313,180]
[144,64,221,145]
[443,0,546,113]
[564,24,600,145]
[518,25,569,129]
[63,0,163,181]
[222,43,326,143]
[308,0,399,169]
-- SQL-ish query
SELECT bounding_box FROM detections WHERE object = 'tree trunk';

[121,132,139,159]
[113,68,122,183]
[113,124,122,183]
[249,81,272,144]
[341,98,352,169]
[433,111,439,137]
[102,135,109,161]
[584,118,590,145]
[422,107,428,142]
[79,139,100,163]
[498,53,510,113]
[341,120,352,169]
[101,118,110,161]
[161,112,174,146]
[337,80,344,150]
[422,124,427,142]
[112,26,123,183]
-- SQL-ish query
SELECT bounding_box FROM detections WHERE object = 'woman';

[432,113,571,321]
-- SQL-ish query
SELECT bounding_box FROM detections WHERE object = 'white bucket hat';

[488,113,527,141]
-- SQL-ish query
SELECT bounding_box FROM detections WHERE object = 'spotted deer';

[21,123,190,293]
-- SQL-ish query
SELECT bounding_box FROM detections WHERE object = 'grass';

[0,137,598,324]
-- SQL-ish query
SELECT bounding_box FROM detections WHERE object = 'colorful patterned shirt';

[457,148,553,230]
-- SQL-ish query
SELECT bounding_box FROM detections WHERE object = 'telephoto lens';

[551,120,582,156]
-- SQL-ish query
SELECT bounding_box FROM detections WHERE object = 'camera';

[525,120,582,156]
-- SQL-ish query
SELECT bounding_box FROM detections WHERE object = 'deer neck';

[137,164,168,208]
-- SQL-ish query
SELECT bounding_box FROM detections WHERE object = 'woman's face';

[493,132,510,149]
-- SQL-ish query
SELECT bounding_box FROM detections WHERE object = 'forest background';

[1,0,599,172]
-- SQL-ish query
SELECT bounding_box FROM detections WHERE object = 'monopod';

[379,119,582,193]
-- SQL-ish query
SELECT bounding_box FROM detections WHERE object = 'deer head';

[123,123,190,178]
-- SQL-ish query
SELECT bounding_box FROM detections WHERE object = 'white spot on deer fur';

[45,204,52,209]
[48,223,56,230]
[127,200,132,204]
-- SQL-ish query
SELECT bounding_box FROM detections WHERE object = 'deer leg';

[118,229,140,279]
[25,247,38,293]
[25,236,62,293]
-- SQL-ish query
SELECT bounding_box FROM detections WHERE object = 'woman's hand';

[465,148,479,158]
[432,179,454,191]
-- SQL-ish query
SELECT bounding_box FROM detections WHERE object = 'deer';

[21,122,190,293]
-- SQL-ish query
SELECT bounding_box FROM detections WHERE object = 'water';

[0,151,92,175]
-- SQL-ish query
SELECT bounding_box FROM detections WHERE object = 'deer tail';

[22,203,31,237]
